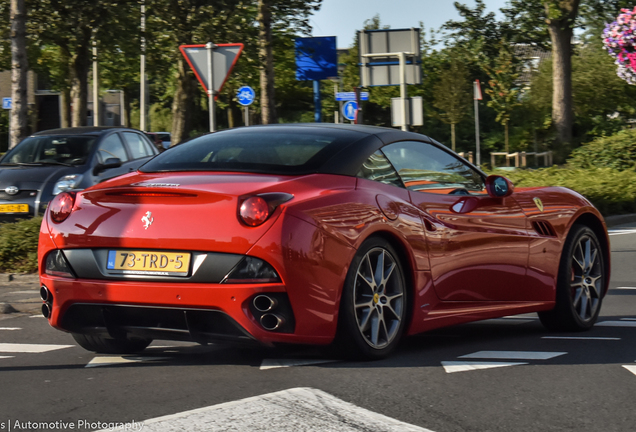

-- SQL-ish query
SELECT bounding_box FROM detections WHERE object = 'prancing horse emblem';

[141,211,154,229]
[533,197,544,213]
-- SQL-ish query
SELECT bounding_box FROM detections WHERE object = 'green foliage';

[499,167,636,216]
[569,128,636,171]
[432,58,471,126]
[0,217,42,273]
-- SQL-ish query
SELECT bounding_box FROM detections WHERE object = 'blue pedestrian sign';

[2,98,12,110]
[237,86,255,106]
[342,101,357,121]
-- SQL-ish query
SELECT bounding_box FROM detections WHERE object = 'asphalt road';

[1,223,636,432]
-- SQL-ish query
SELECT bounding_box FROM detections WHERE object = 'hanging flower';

[603,7,636,84]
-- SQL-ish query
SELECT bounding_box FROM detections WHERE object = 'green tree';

[483,42,521,159]
[432,58,471,152]
[502,0,581,146]
[257,0,321,124]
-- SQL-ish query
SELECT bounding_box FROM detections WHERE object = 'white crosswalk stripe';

[0,343,74,353]
[622,365,636,376]
[596,320,636,327]
[100,387,435,432]
[260,358,338,370]
[0,327,21,331]
[442,361,527,373]
[0,356,14,359]
[458,351,567,360]
[86,356,170,368]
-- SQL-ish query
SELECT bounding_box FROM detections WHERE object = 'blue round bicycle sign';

[237,86,255,106]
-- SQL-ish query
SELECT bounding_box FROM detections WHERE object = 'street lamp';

[106,90,124,126]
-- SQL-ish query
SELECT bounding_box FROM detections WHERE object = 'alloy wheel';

[570,234,603,322]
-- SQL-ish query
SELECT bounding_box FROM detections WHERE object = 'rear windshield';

[140,129,350,175]
[1,136,96,166]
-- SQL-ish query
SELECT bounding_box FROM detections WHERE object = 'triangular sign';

[179,43,244,95]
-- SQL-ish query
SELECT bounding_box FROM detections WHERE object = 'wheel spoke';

[355,296,374,309]
[584,239,592,272]
[358,307,374,332]
[374,251,385,288]
[579,293,589,319]
[572,288,583,309]
[382,262,396,290]
[370,314,380,346]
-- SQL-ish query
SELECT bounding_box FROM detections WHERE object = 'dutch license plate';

[107,250,191,277]
[0,204,29,214]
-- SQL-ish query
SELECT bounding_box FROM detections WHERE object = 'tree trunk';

[60,88,71,128]
[258,0,277,124]
[545,1,579,146]
[171,55,195,143]
[70,28,92,127]
[451,123,456,152]
[9,0,28,148]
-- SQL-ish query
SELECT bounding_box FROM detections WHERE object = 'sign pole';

[399,52,408,132]
[206,42,216,132]
[244,107,249,126]
[313,80,321,122]
[474,80,482,167]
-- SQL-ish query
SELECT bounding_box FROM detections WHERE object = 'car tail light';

[222,256,280,284]
[238,193,293,227]
[49,192,76,223]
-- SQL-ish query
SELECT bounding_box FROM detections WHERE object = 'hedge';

[0,217,42,273]
[499,166,636,216]
[569,128,636,171]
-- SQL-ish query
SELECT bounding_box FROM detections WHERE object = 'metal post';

[399,52,408,132]
[244,107,249,126]
[119,90,124,126]
[313,80,321,122]
[474,98,481,167]
[140,0,146,131]
[92,39,99,126]
[206,42,216,132]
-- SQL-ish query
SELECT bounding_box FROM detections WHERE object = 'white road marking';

[542,336,621,340]
[608,229,636,236]
[8,290,38,294]
[0,343,74,353]
[86,356,170,368]
[502,315,539,320]
[0,327,21,331]
[459,351,567,360]
[100,387,435,432]
[0,356,14,359]
[29,315,45,318]
[260,358,338,370]
[621,318,636,321]
[615,287,636,290]
[596,321,636,327]
[622,365,636,376]
[441,361,527,373]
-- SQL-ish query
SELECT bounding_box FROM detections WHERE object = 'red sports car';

[38,125,610,359]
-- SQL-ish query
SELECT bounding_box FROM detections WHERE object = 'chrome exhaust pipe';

[260,313,284,331]
[253,295,277,312]
[41,303,51,319]
[40,286,52,303]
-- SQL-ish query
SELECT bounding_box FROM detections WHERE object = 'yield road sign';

[2,98,12,109]
[335,92,368,101]
[237,86,255,106]
[180,44,244,95]
[342,101,357,121]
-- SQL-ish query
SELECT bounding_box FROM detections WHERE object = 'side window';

[382,141,485,193]
[357,150,404,188]
[122,132,154,159]
[97,134,128,164]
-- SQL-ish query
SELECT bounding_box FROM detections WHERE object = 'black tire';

[538,225,606,332]
[72,333,152,354]
[336,237,408,360]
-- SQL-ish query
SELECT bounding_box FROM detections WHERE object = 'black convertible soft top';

[139,124,436,177]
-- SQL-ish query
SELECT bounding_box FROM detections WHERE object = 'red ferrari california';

[38,124,610,359]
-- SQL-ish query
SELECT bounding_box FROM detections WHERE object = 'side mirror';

[485,175,514,198]
[93,157,122,176]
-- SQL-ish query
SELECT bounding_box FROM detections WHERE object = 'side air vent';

[532,220,557,237]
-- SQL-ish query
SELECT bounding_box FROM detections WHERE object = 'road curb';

[605,213,636,227]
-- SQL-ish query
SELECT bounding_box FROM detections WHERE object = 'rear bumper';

[39,274,333,346]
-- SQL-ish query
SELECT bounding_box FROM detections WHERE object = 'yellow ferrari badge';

[533,197,544,212]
